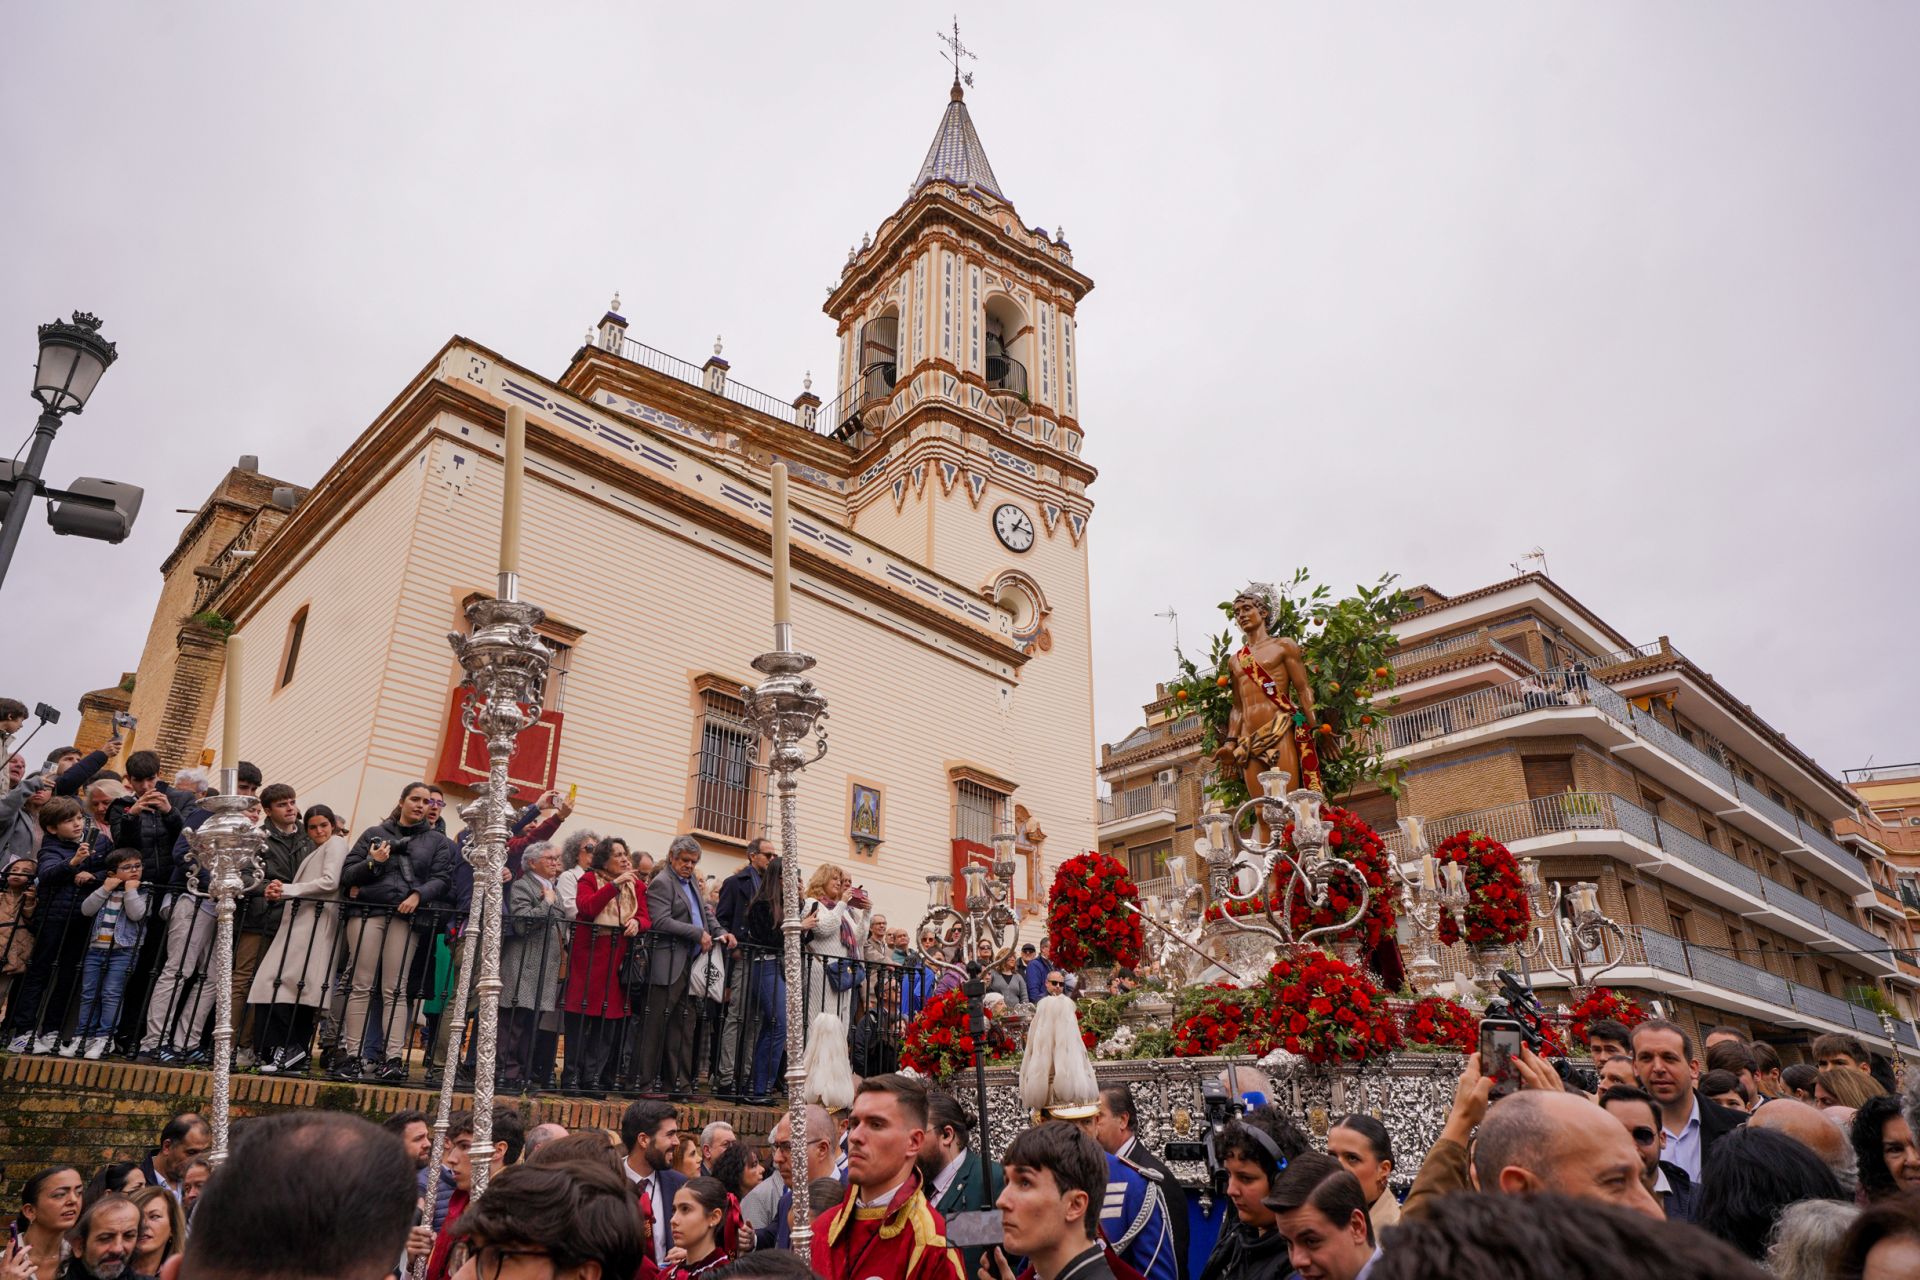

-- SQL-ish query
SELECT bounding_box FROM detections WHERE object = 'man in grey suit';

[631,834,734,1098]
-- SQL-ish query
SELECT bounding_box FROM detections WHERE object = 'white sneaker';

[56,1038,81,1058]
[32,1032,60,1054]
[83,1037,109,1060]
[235,1047,256,1069]
[6,1033,29,1053]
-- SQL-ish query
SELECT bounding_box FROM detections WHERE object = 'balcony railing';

[1579,640,1674,670]
[1761,878,1828,931]
[1634,926,1901,1041]
[615,335,823,434]
[986,351,1028,399]
[1653,817,1762,898]
[1369,664,1869,888]
[1098,781,1179,825]
[1821,908,1885,955]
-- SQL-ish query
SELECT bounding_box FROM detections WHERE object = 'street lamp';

[0,312,141,590]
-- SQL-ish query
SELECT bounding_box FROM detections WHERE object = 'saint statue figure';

[1213,582,1323,799]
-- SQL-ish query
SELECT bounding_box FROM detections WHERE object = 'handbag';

[689,942,727,1002]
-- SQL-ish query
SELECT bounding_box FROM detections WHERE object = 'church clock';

[992,502,1035,552]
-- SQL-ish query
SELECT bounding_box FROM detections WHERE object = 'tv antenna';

[938,16,977,89]
[1510,546,1549,577]
[1155,606,1182,659]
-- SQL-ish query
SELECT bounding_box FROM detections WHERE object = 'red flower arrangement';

[1264,950,1401,1065]
[1201,808,1399,954]
[900,988,1015,1079]
[1170,985,1273,1058]
[1567,987,1647,1050]
[1047,852,1145,972]
[1433,830,1532,948]
[1400,994,1479,1053]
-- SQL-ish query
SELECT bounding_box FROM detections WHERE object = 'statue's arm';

[1284,642,1315,724]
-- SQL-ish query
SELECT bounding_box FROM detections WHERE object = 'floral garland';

[1433,829,1532,948]
[1170,984,1273,1058]
[1567,987,1647,1050]
[1400,994,1479,1053]
[899,988,1015,1079]
[1265,950,1401,1064]
[1199,808,1398,950]
[1047,851,1145,972]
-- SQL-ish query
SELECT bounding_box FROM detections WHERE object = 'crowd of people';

[0,726,1094,1102]
[12,1030,1920,1280]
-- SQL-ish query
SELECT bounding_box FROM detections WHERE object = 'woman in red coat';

[561,839,644,1092]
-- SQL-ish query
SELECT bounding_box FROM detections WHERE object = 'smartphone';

[113,710,137,732]
[566,782,578,804]
[1480,1017,1525,1099]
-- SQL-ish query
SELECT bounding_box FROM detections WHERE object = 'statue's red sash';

[1236,644,1323,789]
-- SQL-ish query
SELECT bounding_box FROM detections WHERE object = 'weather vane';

[938,16,977,89]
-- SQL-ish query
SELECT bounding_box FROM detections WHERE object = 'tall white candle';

[499,405,526,577]
[221,633,242,769]
[770,463,791,627]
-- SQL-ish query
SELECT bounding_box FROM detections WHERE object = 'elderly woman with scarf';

[560,838,646,1092]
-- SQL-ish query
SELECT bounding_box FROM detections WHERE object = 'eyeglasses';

[1629,1126,1657,1146]
[427,797,446,808]
[468,1244,553,1280]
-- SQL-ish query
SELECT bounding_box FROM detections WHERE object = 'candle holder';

[1515,874,1627,1000]
[418,594,552,1234]
[741,643,828,1254]
[1193,770,1370,958]
[183,774,265,1165]
[1389,817,1448,988]
[916,824,1022,1218]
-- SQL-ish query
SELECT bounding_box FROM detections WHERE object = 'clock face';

[993,503,1035,552]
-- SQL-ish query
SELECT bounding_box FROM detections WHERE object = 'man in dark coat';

[713,836,771,1097]
[922,1090,1006,1279]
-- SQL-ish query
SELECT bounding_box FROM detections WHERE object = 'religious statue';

[1214,582,1322,800]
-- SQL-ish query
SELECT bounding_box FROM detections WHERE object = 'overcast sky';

[3,4,1915,783]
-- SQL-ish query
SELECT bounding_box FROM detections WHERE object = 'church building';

[114,78,1099,927]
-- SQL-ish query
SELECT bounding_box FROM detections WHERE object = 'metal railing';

[1654,817,1761,898]
[616,335,819,434]
[0,873,930,1099]
[1098,781,1179,825]
[1898,1020,1919,1049]
[1389,630,1492,669]
[1821,907,1885,955]
[1761,878,1828,930]
[1689,945,1792,1006]
[986,352,1028,399]
[1370,663,1871,889]
[1790,982,1856,1028]
[1579,640,1674,670]
[1636,926,1692,975]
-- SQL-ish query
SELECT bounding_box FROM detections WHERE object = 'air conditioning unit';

[1156,769,1178,786]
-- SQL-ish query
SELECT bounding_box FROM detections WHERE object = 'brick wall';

[0,1056,775,1197]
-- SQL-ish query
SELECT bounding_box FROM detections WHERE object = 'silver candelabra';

[1194,770,1370,955]
[918,827,1022,977]
[183,773,265,1165]
[740,627,828,1255]
[417,590,551,1239]
[1129,853,1212,983]
[1515,874,1626,998]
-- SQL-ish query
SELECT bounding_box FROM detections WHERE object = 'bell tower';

[824,75,1095,643]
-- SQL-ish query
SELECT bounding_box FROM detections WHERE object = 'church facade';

[117,82,1098,928]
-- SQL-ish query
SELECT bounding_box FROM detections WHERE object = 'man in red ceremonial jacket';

[812,1074,964,1280]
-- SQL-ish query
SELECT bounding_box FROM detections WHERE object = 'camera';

[1165,1079,1250,1195]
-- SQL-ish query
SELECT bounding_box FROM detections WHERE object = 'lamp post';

[917,824,1021,1212]
[1,313,137,589]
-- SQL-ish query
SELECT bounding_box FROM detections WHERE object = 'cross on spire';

[937,16,976,89]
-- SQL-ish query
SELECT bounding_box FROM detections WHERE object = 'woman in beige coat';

[249,805,350,1074]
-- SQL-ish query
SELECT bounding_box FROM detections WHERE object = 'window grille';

[689,688,764,841]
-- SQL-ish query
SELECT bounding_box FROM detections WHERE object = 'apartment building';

[1095,683,1208,894]
[1349,574,1918,1064]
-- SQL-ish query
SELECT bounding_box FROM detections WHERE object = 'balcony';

[1624,927,1910,1049]
[1368,665,1871,889]
[1098,781,1179,838]
[1380,791,1890,971]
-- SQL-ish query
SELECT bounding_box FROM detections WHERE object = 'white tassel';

[802,1012,855,1111]
[1019,994,1099,1111]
